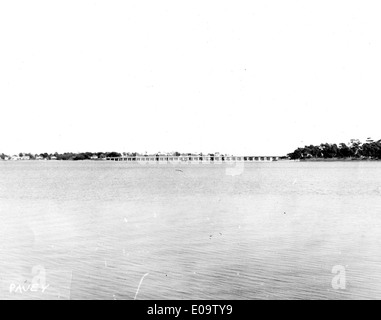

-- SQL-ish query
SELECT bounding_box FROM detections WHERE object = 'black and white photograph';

[1,0,380,304]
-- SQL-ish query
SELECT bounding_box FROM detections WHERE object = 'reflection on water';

[0,161,380,300]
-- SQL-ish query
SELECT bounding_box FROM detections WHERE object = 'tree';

[349,139,362,157]
[106,152,122,158]
[338,143,351,158]
[288,148,303,160]
[25,153,35,160]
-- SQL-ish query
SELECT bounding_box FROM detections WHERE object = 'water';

[0,161,380,300]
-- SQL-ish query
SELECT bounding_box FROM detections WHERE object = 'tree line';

[0,152,122,160]
[0,151,188,160]
[288,139,381,160]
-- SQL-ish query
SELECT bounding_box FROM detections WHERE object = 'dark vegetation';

[288,139,381,160]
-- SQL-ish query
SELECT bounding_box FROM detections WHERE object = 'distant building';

[90,155,98,160]
[11,155,20,161]
[50,156,57,160]
[35,155,44,160]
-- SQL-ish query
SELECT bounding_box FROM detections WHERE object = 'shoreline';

[1,158,380,163]
[299,158,380,162]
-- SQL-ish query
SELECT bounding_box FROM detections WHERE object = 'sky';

[1,1,380,156]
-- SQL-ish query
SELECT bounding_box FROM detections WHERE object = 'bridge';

[106,155,280,162]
